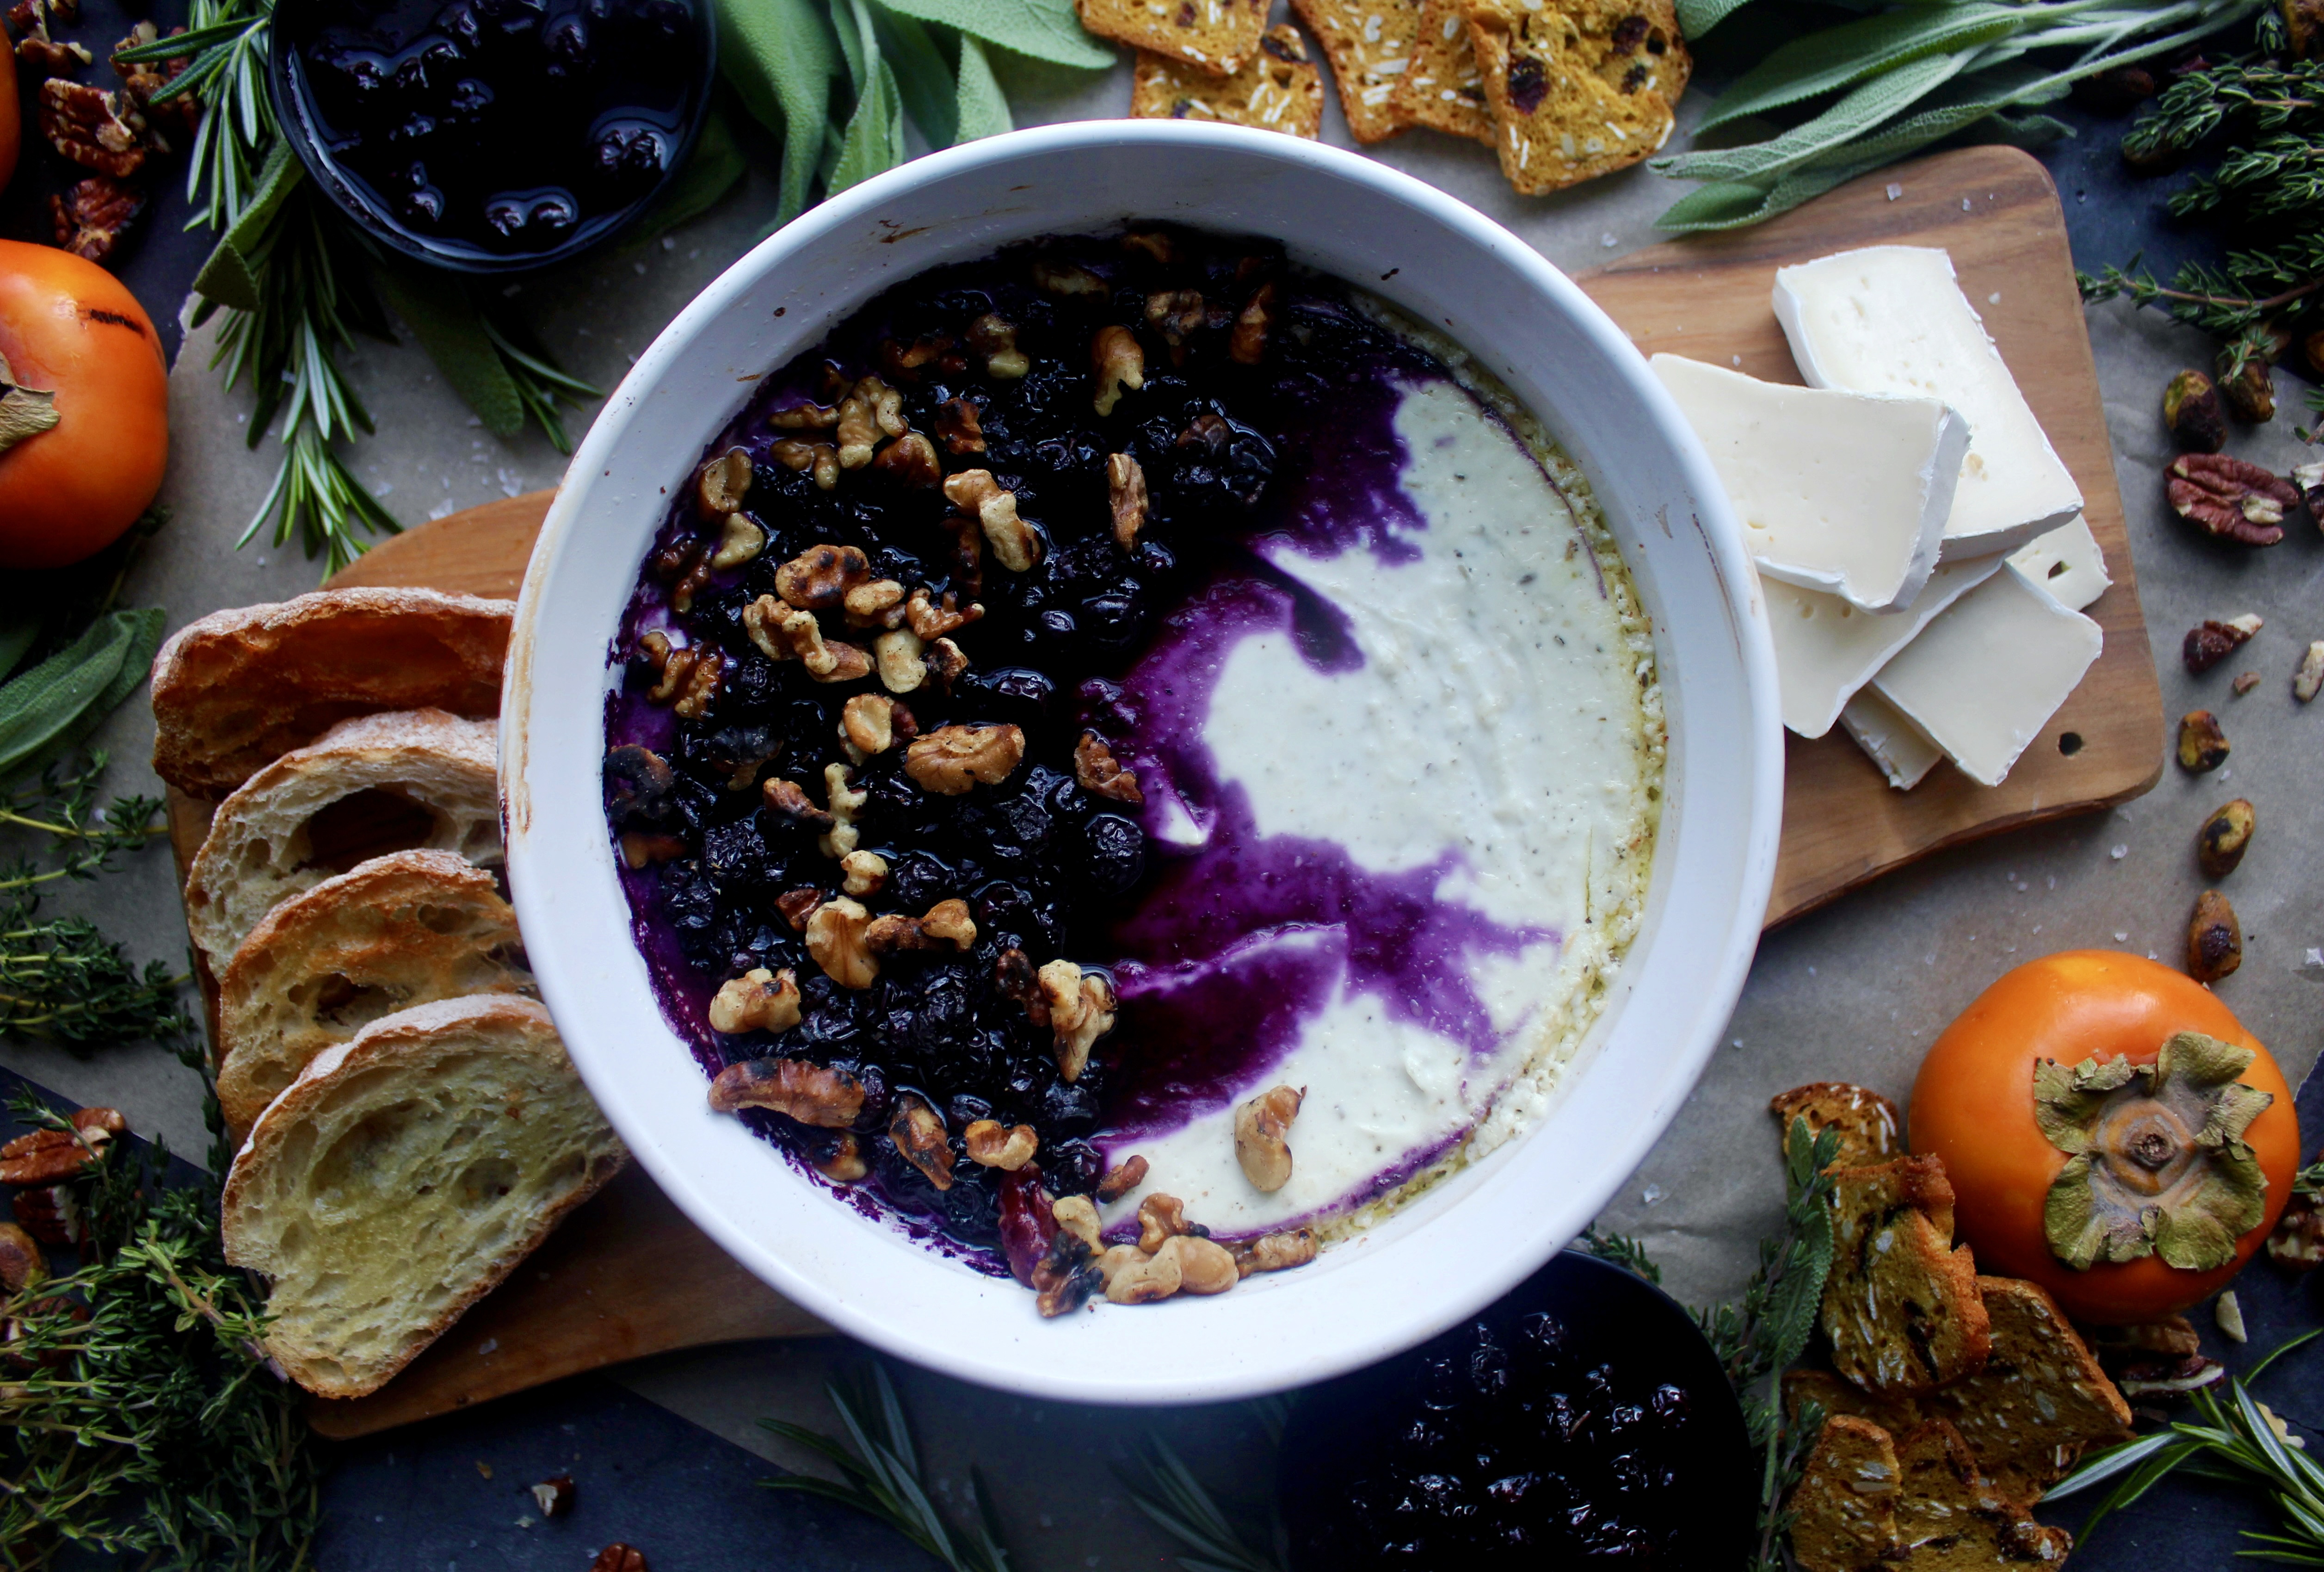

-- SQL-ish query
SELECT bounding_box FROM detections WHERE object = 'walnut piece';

[843,578,907,629]
[49,174,142,262]
[965,313,1029,379]
[1161,1234,1238,1295]
[1050,1194,1103,1249]
[1074,730,1143,804]
[618,832,685,869]
[943,469,1041,574]
[1230,282,1275,366]
[1107,453,1147,550]
[696,446,752,517]
[2197,799,2255,879]
[771,438,838,489]
[805,897,879,989]
[836,374,907,467]
[768,399,839,430]
[905,723,1025,794]
[2167,454,2299,546]
[814,1133,869,1183]
[2188,890,2242,982]
[1121,229,1176,264]
[708,967,802,1035]
[873,628,927,694]
[762,777,835,830]
[1032,1233,1100,1317]
[890,1094,955,1191]
[1098,1242,1183,1304]
[840,693,904,755]
[965,1120,1039,1171]
[776,543,873,610]
[1033,259,1108,297]
[39,80,145,177]
[1145,288,1205,346]
[1038,959,1116,1082]
[707,1056,863,1125]
[821,763,866,858]
[839,849,889,897]
[904,588,982,641]
[1095,1153,1149,1204]
[637,632,721,718]
[936,397,986,455]
[866,898,978,954]
[1136,1192,1190,1253]
[1232,1227,1319,1277]
[873,431,942,487]
[1091,325,1145,417]
[710,512,765,570]
[1233,1084,1302,1193]
[742,596,869,684]
[925,637,970,691]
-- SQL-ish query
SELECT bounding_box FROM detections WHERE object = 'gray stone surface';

[7,37,2323,1572]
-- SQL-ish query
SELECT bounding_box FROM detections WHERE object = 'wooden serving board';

[168,143,2156,1438]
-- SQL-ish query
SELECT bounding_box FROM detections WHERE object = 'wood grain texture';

[166,143,2155,1436]
[1568,145,2162,925]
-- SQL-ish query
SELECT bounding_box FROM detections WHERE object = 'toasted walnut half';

[965,313,1029,379]
[776,888,826,931]
[840,693,908,756]
[772,438,838,490]
[805,897,879,989]
[965,1120,1039,1171]
[936,397,985,455]
[1137,1192,1190,1253]
[837,374,907,467]
[839,849,889,897]
[708,967,802,1035]
[1074,731,1143,804]
[1232,1227,1319,1277]
[1039,959,1116,1082]
[711,512,765,570]
[1091,325,1145,417]
[906,724,1025,794]
[873,431,942,488]
[905,588,982,641]
[1161,1234,1238,1295]
[943,469,1042,573]
[814,1133,869,1183]
[1099,1242,1183,1305]
[707,1055,862,1126]
[777,543,873,610]
[745,599,870,684]
[696,447,752,518]
[1234,1084,1303,1193]
[763,776,835,829]
[1107,453,1147,550]
[1146,288,1205,346]
[1050,1194,1103,1249]
[843,578,908,629]
[866,898,978,954]
[768,399,839,430]
[890,1094,955,1191]
[874,628,927,694]
[638,632,721,718]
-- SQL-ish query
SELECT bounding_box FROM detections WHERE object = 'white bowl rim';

[503,118,1783,1404]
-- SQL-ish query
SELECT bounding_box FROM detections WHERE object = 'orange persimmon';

[1910,950,2296,1324]
[0,240,170,569]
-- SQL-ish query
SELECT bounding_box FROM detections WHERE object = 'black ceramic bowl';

[1277,1250,1754,1568]
[269,0,715,274]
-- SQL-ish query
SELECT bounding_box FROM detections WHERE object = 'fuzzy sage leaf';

[955,34,1013,142]
[719,0,840,223]
[0,611,155,785]
[1698,4,2028,132]
[876,0,1115,68]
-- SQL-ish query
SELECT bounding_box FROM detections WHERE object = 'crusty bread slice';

[1786,1413,1903,1572]
[221,995,623,1399]
[150,588,512,798]
[182,709,501,977]
[1821,1155,1991,1396]
[216,850,532,1137]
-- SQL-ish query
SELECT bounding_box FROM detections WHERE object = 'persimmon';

[1910,950,2296,1324]
[0,241,170,569]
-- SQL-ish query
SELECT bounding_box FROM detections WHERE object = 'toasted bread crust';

[182,708,502,977]
[1079,0,1270,76]
[151,588,512,798]
[216,849,531,1137]
[1787,1413,1904,1572]
[1822,1156,1991,1396]
[1129,25,1326,135]
[1464,0,1689,196]
[1773,1082,1904,1169]
[222,995,624,1399]
[1290,0,1418,143]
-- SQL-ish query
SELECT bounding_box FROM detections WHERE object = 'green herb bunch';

[0,1078,321,1571]
[2078,20,2324,415]
[1654,0,2270,232]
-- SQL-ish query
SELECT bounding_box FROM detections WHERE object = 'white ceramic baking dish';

[502,119,1781,1404]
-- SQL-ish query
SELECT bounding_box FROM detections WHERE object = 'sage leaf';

[631,104,747,245]
[1674,0,1761,41]
[191,139,305,312]
[836,0,874,95]
[373,265,526,439]
[27,608,165,777]
[875,0,1113,69]
[1657,51,1965,182]
[1699,4,2024,131]
[877,6,961,147]
[955,33,1012,142]
[720,0,839,223]
[0,613,141,783]
[0,611,37,686]
[830,57,906,195]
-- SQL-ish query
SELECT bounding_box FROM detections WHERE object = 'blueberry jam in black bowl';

[271,0,713,271]
[1278,1251,1753,1567]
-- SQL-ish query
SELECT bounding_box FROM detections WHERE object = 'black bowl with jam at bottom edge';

[1277,1248,1755,1569]
[267,0,716,276]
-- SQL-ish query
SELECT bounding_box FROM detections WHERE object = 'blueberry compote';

[282,0,708,260]
[1278,1252,1752,1568]
[606,227,1499,1281]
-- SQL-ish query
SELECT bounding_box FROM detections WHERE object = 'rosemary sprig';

[1121,1430,1288,1572]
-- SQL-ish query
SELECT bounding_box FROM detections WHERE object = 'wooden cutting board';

[169,143,2156,1438]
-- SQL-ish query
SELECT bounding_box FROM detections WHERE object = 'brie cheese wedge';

[2007,515,2111,613]
[1652,354,1966,613]
[1773,246,2083,563]
[1763,556,2004,739]
[1871,563,2103,788]
[1840,690,1944,791]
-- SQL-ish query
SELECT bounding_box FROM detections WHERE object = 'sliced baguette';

[221,995,624,1399]
[216,850,532,1137]
[182,708,501,977]
[151,588,512,798]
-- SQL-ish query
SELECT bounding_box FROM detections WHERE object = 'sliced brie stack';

[1655,244,2110,791]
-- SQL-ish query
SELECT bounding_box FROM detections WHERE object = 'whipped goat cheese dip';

[1099,354,1664,1238]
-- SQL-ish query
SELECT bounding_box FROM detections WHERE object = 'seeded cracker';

[1819,1155,1991,1397]
[1081,0,1271,77]
[1289,0,1420,144]
[1463,0,1689,196]
[1130,25,1326,137]
[1389,0,1492,143]
[1785,1414,1904,1572]
[1890,1420,2072,1568]
[1770,1082,1903,1170]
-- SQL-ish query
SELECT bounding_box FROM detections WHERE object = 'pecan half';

[49,173,142,261]
[2167,454,2298,546]
[2183,613,2262,674]
[708,1055,863,1125]
[591,1545,648,1572]
[39,80,146,176]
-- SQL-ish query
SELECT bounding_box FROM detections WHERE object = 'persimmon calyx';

[2036,1031,2272,1273]
[0,350,61,459]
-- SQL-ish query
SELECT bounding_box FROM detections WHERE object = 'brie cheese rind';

[1871,564,2103,789]
[1773,246,2083,564]
[1840,689,1944,791]
[2007,515,2111,613]
[1652,354,1966,614]
[1763,556,2004,739]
